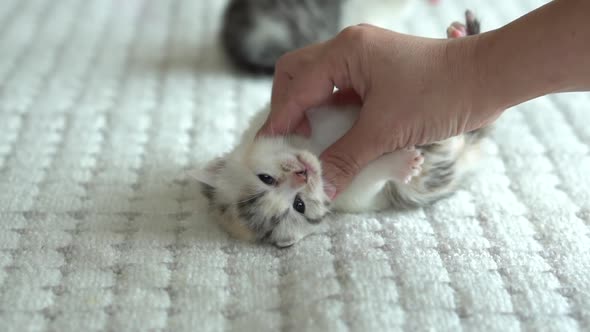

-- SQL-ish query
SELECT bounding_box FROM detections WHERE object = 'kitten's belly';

[306,104,360,154]
[306,104,393,213]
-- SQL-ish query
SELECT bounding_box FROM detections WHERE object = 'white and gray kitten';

[193,106,488,247]
[221,0,416,73]
[197,13,487,247]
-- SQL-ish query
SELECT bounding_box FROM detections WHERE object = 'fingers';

[293,115,311,137]
[258,41,345,136]
[258,25,373,137]
[257,88,358,139]
[322,88,362,107]
[319,118,384,198]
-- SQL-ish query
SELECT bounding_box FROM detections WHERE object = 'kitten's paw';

[446,21,467,38]
[446,10,480,38]
[391,148,424,184]
[447,10,480,38]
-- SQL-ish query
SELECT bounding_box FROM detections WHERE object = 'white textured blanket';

[1,0,589,331]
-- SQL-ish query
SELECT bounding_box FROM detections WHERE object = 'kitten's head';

[191,137,332,248]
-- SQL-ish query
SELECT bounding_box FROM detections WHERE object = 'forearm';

[466,0,590,113]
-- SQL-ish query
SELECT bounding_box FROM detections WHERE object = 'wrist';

[444,26,561,124]
[440,32,498,127]
[473,28,561,112]
[463,0,590,115]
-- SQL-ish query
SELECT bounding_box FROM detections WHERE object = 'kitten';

[196,12,487,247]
[220,0,416,74]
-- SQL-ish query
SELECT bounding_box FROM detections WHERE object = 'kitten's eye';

[293,195,305,214]
[257,174,276,186]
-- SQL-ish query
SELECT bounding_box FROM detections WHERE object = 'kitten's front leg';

[331,148,424,212]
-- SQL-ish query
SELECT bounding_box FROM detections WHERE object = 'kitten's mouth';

[289,152,321,188]
[295,169,307,180]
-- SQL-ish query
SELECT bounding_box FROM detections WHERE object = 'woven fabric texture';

[0,0,589,331]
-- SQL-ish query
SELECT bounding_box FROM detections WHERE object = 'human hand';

[257,23,502,198]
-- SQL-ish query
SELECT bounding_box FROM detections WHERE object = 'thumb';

[319,120,384,199]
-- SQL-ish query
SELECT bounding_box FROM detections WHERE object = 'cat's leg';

[446,10,480,38]
[385,148,425,184]
[385,135,481,209]
[331,148,424,212]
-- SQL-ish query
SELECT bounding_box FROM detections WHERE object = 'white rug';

[1,0,589,331]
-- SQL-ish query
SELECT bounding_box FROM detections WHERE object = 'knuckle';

[338,25,371,45]
[274,52,293,71]
[275,48,314,77]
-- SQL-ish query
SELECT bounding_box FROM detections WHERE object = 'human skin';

[258,0,590,198]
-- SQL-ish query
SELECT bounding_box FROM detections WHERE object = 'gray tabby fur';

[220,0,415,73]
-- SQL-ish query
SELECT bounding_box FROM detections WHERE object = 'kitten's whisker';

[235,192,265,204]
[236,194,261,204]
[269,119,275,136]
[324,180,344,192]
[286,114,292,134]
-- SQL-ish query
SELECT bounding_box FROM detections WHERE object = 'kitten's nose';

[291,170,308,187]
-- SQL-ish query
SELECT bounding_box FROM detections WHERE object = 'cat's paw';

[446,10,479,38]
[391,148,424,184]
[447,21,467,38]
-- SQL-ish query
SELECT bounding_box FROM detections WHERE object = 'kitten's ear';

[186,157,226,188]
